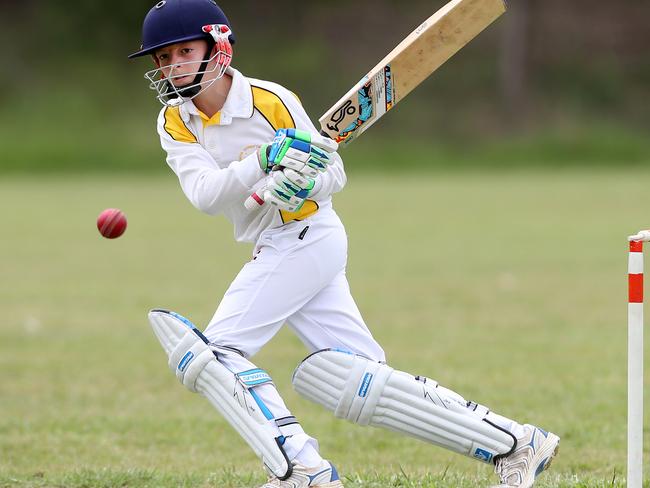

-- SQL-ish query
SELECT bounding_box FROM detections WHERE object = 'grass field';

[1,170,649,487]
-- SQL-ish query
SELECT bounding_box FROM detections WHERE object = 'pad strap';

[275,416,305,439]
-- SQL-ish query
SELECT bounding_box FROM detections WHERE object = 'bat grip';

[244,191,266,210]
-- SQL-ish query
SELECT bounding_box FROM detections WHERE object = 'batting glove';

[263,168,316,212]
[258,129,338,177]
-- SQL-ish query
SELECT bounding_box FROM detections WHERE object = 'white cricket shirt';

[157,67,346,243]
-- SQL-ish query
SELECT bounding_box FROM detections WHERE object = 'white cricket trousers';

[204,207,385,464]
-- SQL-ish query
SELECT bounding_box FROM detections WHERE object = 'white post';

[627,234,646,488]
[628,302,643,488]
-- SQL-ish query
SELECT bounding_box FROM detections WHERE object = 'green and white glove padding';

[263,168,316,213]
[258,128,338,178]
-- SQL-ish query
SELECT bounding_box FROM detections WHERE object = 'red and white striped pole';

[627,230,649,488]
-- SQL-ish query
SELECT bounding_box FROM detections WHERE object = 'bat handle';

[244,190,266,210]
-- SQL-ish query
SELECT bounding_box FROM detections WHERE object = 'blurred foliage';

[0,0,649,172]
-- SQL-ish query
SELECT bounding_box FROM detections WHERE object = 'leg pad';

[292,349,515,464]
[149,309,292,479]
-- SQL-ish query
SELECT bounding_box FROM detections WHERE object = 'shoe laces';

[494,450,528,485]
[494,457,507,479]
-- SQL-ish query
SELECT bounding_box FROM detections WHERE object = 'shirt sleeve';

[279,93,347,201]
[157,109,265,216]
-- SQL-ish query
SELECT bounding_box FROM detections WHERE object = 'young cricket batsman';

[130,1,560,486]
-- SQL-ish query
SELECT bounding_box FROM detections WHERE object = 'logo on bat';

[327,100,357,132]
[330,82,374,143]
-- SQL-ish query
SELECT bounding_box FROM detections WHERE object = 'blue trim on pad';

[250,389,274,420]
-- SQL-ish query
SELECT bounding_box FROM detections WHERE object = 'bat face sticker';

[330,82,374,143]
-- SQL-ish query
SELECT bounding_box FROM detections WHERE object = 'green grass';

[0,170,648,487]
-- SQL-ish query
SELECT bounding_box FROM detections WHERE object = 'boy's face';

[154,40,213,87]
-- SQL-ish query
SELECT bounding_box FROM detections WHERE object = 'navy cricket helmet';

[129,0,235,59]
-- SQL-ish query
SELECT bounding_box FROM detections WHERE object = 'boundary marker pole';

[627,230,647,488]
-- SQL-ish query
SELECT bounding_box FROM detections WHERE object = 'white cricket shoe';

[260,460,344,487]
[492,424,560,488]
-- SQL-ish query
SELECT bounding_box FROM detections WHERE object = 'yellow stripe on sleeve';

[251,86,296,132]
[163,106,198,143]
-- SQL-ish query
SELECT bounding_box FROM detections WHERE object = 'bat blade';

[319,0,507,146]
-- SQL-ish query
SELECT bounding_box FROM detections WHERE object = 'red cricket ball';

[97,208,127,239]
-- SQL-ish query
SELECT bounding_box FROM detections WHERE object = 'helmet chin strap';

[167,43,215,100]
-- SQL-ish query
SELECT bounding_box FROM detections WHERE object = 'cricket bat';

[246,0,507,209]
